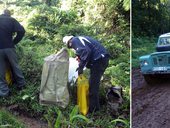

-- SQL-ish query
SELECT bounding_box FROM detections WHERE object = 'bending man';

[63,35,110,113]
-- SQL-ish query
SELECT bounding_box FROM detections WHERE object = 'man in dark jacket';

[63,35,110,113]
[0,9,25,97]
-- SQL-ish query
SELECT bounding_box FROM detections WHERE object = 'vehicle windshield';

[158,37,170,46]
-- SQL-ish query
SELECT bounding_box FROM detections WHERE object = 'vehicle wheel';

[143,75,159,85]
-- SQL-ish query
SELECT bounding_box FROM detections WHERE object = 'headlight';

[143,60,148,66]
[140,60,149,67]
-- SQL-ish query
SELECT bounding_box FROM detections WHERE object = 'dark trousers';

[89,56,109,112]
[0,48,25,96]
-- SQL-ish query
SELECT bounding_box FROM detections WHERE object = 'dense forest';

[132,0,170,36]
[0,0,130,127]
[132,0,170,67]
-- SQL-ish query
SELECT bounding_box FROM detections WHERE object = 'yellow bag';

[77,74,89,115]
[5,68,12,85]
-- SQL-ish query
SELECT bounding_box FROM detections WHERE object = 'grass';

[0,81,129,127]
[0,41,130,127]
[0,109,25,128]
[132,36,157,68]
[43,105,129,128]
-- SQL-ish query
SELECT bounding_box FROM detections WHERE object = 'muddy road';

[132,68,170,128]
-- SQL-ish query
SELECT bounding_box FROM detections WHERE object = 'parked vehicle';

[139,33,170,84]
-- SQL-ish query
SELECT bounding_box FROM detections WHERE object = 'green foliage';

[44,106,91,128]
[105,62,129,87]
[58,24,94,37]
[44,108,56,128]
[103,34,129,59]
[132,36,157,67]
[0,0,130,127]
[69,105,79,123]
[69,106,90,124]
[0,81,46,117]
[0,109,25,128]
[133,0,170,36]
[54,109,62,128]
[111,118,130,128]
[84,0,129,35]
[123,0,130,11]
[27,6,78,40]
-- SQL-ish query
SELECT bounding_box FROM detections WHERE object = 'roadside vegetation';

[132,0,170,68]
[0,0,130,127]
[132,37,157,68]
[0,109,25,128]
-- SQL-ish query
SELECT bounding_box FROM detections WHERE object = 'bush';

[58,24,94,37]
[27,6,78,40]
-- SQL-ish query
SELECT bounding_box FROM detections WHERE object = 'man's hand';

[76,67,83,75]
[76,56,80,63]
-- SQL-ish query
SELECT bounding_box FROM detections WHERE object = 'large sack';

[68,57,78,83]
[39,48,69,108]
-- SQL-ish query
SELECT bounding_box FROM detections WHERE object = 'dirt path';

[18,114,47,128]
[0,106,47,128]
[132,68,170,128]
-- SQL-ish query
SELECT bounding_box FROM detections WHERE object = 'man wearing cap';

[0,9,25,97]
[63,35,110,113]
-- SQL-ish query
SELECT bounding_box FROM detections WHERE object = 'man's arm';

[13,19,25,45]
[76,46,91,74]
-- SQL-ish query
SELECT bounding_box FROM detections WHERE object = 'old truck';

[139,33,170,84]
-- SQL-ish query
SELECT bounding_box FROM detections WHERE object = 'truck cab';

[139,33,170,84]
